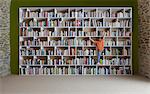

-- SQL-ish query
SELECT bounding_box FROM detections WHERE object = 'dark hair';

[98,37,103,39]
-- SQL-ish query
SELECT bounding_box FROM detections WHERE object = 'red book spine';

[40,21,42,26]
[46,19,48,26]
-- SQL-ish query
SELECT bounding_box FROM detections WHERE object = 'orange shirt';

[95,39,104,51]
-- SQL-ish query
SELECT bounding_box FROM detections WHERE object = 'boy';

[89,36,104,64]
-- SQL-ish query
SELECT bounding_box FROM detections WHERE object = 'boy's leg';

[97,51,101,64]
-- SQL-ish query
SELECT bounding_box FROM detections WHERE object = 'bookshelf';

[19,7,132,75]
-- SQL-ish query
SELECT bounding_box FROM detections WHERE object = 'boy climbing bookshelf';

[89,35,104,65]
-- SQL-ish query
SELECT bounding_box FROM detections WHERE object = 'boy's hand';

[89,37,95,43]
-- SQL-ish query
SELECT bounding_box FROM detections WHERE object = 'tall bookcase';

[19,7,132,75]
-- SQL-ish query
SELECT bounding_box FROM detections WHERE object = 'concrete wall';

[0,0,10,76]
[0,77,2,94]
[138,0,150,78]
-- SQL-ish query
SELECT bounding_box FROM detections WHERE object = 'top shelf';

[19,7,132,18]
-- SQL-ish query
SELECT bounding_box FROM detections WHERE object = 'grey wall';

[0,77,2,94]
[0,0,11,76]
[138,0,150,78]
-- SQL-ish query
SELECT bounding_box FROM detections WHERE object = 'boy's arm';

[89,37,95,43]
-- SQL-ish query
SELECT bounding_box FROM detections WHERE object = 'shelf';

[20,45,131,48]
[21,17,131,19]
[20,54,131,57]
[19,7,132,75]
[20,64,131,67]
[20,36,131,38]
[20,26,132,29]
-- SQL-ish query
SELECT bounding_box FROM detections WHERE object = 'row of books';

[125,29,131,36]
[84,67,97,75]
[111,11,124,18]
[77,49,96,56]
[118,39,131,46]
[111,11,131,18]
[104,48,130,56]
[20,39,49,46]
[20,47,69,56]
[91,19,103,27]
[104,19,131,27]
[20,29,100,37]
[76,57,96,65]
[21,58,47,65]
[20,67,77,75]
[70,10,83,17]
[20,9,82,18]
[20,58,83,65]
[56,48,76,55]
[20,39,131,47]
[101,58,130,65]
[84,10,96,17]
[20,36,131,46]
[20,11,55,18]
[20,28,131,37]
[76,30,95,36]
[21,19,131,28]
[21,56,130,66]
[111,29,124,36]
[76,39,93,46]
[20,29,41,37]
[20,38,131,47]
[111,48,131,55]
[20,38,89,46]
[105,39,116,46]
[42,30,76,37]
[60,30,76,36]
[97,10,110,17]
[71,19,103,27]
[20,66,131,75]
[20,47,130,56]
[21,20,48,27]
[25,58,79,65]
[57,12,69,17]
[21,9,131,18]
[105,39,131,46]
[112,48,122,55]
[63,58,76,65]
[76,57,130,65]
[97,67,110,75]
[20,48,95,56]
[49,39,63,46]
[62,38,76,46]
[104,48,111,55]
[111,67,123,75]
[111,67,131,75]
[103,29,131,37]
[40,39,77,46]
[21,11,39,18]
[20,48,46,56]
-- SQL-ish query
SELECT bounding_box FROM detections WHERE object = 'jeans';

[98,51,101,63]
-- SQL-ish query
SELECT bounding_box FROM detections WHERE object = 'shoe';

[97,62,101,65]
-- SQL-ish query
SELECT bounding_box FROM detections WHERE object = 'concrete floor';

[0,78,2,94]
[0,75,150,94]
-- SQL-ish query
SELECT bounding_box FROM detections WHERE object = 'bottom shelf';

[19,66,131,75]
